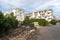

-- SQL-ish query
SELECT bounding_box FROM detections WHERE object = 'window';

[45,16,47,18]
[47,13,50,14]
[39,11,41,13]
[42,14,45,15]
[44,10,46,12]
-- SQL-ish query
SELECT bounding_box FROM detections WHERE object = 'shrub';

[49,19,57,25]
[23,17,36,25]
[23,18,49,26]
[58,20,60,23]
[37,19,49,26]
[3,14,18,33]
[0,11,18,36]
[0,11,5,35]
[23,16,31,25]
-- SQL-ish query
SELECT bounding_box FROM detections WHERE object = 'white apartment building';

[26,9,54,22]
[4,8,55,22]
[5,8,25,22]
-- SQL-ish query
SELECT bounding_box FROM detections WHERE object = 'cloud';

[34,0,58,10]
[0,0,28,12]
[0,0,60,11]
[0,0,60,19]
[0,0,26,7]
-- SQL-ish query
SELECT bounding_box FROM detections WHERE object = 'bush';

[0,11,5,35]
[30,19,49,26]
[58,20,60,23]
[23,16,31,25]
[37,19,49,26]
[49,19,57,25]
[23,17,49,26]
[23,17,36,25]
[0,11,18,36]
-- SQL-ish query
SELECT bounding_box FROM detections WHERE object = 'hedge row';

[23,16,58,26]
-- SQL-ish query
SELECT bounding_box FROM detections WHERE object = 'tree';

[4,13,18,29]
[37,19,49,26]
[3,14,18,34]
[30,19,49,26]
[58,20,60,23]
[23,16,32,25]
[23,17,49,26]
[0,11,18,36]
[49,19,57,25]
[0,11,6,36]
[0,11,4,26]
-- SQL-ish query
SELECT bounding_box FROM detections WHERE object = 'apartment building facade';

[5,8,25,22]
[26,9,54,22]
[4,8,55,22]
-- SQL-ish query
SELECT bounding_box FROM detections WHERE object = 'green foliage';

[0,11,4,25]
[23,16,31,25]
[30,18,36,22]
[49,19,57,25]
[0,11,18,36]
[37,19,49,26]
[58,20,60,23]
[4,14,18,28]
[0,11,5,35]
[23,17,49,26]
[23,17,37,25]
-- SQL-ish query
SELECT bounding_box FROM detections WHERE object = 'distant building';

[4,8,55,22]
[4,8,25,22]
[26,9,54,22]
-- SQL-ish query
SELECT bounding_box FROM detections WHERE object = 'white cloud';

[0,0,26,8]
[0,0,60,13]
[53,2,60,6]
[34,0,59,10]
[0,0,60,18]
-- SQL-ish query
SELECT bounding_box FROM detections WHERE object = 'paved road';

[27,25,60,40]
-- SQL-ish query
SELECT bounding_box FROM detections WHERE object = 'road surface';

[26,25,60,40]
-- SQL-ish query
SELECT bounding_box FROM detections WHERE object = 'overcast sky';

[0,0,60,19]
